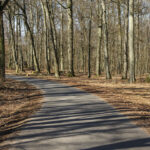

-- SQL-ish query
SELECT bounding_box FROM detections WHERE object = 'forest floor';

[0,78,43,149]
[4,70,150,136]
[10,70,150,135]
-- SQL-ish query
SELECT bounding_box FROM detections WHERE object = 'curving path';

[7,75,150,150]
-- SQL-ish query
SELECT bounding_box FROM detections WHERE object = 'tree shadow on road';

[3,76,150,150]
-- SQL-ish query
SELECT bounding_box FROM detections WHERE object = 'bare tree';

[41,0,50,74]
[2,0,150,82]
[101,0,111,79]
[42,0,60,77]
[60,6,64,72]
[14,0,40,73]
[88,0,93,78]
[128,0,135,83]
[0,0,10,81]
[117,0,123,74]
[67,0,74,76]
[7,7,19,73]
[122,0,129,79]
[96,0,102,76]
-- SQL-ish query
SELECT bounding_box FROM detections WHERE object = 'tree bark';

[8,11,19,73]
[122,1,129,79]
[88,18,92,78]
[96,0,102,76]
[0,0,10,81]
[0,10,5,81]
[44,0,60,78]
[67,0,74,76]
[88,0,93,78]
[41,0,50,74]
[128,0,136,83]
[117,0,123,74]
[60,7,64,72]
[101,0,111,79]
[136,0,140,75]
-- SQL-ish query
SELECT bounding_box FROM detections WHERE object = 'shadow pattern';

[2,75,150,150]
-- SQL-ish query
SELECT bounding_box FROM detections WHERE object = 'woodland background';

[0,0,150,82]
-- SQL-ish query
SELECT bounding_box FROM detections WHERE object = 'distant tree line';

[0,0,150,83]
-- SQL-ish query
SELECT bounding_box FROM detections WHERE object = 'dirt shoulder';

[0,79,43,149]
[29,74,150,134]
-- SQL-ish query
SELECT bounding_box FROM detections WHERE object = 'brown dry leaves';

[4,71,150,135]
[0,79,43,143]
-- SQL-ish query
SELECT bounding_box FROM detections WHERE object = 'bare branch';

[2,0,10,10]
[56,0,68,9]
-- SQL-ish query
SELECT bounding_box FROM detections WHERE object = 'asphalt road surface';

[7,75,150,150]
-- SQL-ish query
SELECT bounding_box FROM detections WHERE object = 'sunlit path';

[7,75,150,150]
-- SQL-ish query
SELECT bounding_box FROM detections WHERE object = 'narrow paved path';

[8,75,150,150]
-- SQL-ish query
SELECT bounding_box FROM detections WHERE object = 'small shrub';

[67,72,75,77]
[145,75,150,83]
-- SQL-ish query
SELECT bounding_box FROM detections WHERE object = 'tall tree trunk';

[60,7,64,72]
[67,0,74,76]
[78,13,86,73]
[136,0,140,75]
[0,10,5,81]
[8,11,19,73]
[117,0,123,74]
[0,0,10,81]
[122,1,129,79]
[18,14,24,72]
[128,0,135,83]
[88,0,93,78]
[101,0,111,79]
[88,18,92,78]
[44,0,60,77]
[25,20,40,72]
[96,0,102,76]
[41,0,50,74]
